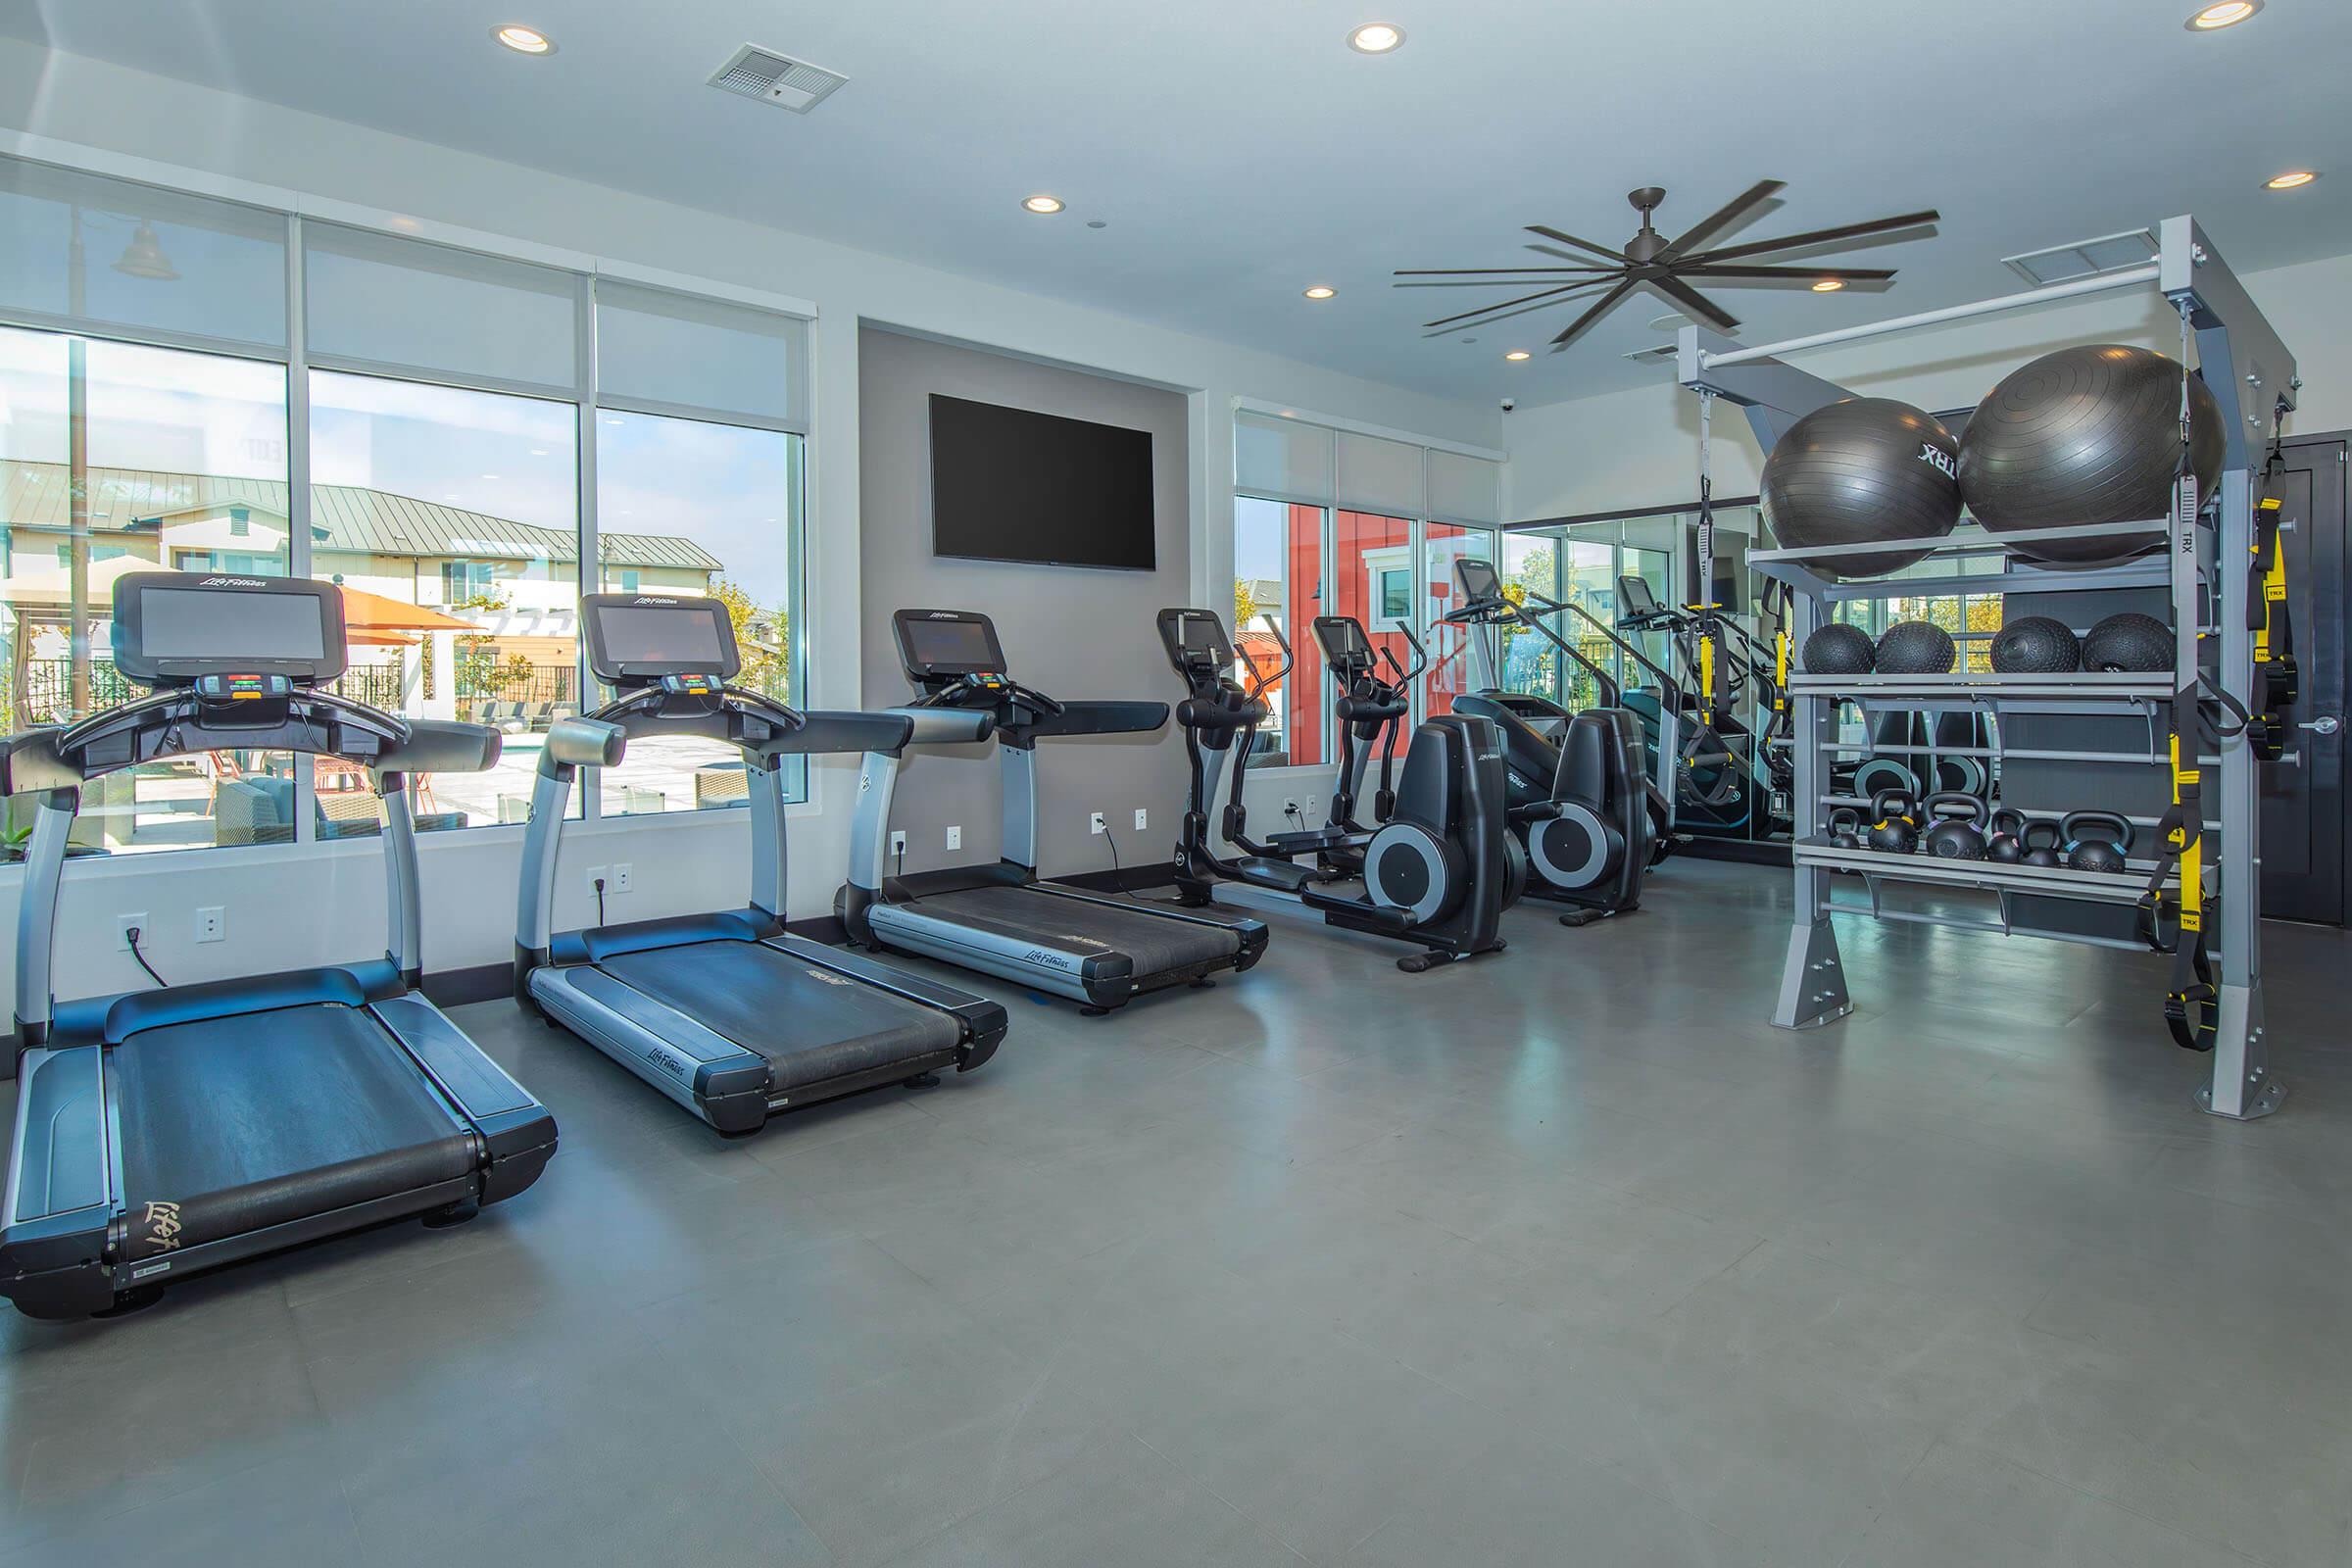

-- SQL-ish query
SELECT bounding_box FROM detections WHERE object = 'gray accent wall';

[858,325,1191,878]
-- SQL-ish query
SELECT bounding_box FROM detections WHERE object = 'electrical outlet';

[890,829,907,858]
[117,912,148,952]
[611,863,633,894]
[1283,798,1300,816]
[1090,811,1107,836]
[195,906,224,944]
[585,865,607,896]
[946,824,961,850]
[1134,808,1148,831]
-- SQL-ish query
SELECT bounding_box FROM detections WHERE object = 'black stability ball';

[1801,622,1876,675]
[2081,611,2173,671]
[1760,397,1962,580]
[1957,344,2225,566]
[1876,619,1956,675]
[1988,615,2081,674]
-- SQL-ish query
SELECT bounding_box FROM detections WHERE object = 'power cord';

[125,926,167,988]
[593,876,607,926]
[1103,823,1128,895]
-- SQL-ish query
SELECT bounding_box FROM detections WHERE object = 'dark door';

[2260,435,2346,925]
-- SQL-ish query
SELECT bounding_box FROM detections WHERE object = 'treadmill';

[837,608,1267,1013]
[1,572,556,1321]
[515,593,1005,1134]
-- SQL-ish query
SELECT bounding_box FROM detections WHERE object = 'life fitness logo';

[927,612,958,620]
[630,596,679,606]
[199,575,269,588]
[1916,442,1958,481]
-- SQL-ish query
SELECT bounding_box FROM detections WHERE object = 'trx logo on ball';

[1915,443,1957,480]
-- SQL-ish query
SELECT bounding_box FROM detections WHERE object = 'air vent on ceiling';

[709,44,848,114]
[2003,228,2158,287]
[1622,343,1679,364]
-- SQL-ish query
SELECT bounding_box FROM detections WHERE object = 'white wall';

[1506,249,2352,524]
[0,38,1499,1015]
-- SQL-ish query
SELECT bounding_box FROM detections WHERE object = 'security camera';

[1499,397,1516,414]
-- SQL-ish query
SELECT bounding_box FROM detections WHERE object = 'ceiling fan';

[1396,180,1938,352]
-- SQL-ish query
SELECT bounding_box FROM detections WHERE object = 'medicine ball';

[2081,611,2173,672]
[1875,619,1956,675]
[1957,345,2225,566]
[1988,615,2080,674]
[1801,622,1876,676]
[1759,397,1962,580]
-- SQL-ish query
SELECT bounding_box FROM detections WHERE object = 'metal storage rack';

[1676,215,2296,1119]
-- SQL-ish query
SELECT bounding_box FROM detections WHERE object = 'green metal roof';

[0,459,724,572]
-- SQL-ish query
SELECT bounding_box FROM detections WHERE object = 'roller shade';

[304,221,580,392]
[1426,449,1501,526]
[0,156,287,352]
[594,279,807,430]
[1234,410,1333,502]
[1335,431,1424,517]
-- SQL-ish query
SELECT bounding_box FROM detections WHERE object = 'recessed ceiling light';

[2185,0,2259,28]
[493,24,556,54]
[1022,195,1065,215]
[1812,278,1845,292]
[1348,23,1405,52]
[1303,285,1337,300]
[1504,350,1531,362]
[2265,170,2319,189]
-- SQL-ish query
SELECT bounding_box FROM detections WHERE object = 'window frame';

[0,146,818,858]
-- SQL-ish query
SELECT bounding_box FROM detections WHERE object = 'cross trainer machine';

[1444,558,1654,923]
[1157,607,1514,972]
[839,609,1266,1013]
[3,572,556,1319]
[516,594,1005,1133]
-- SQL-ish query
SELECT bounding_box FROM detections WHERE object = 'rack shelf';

[1795,841,2165,905]
[1790,670,2171,718]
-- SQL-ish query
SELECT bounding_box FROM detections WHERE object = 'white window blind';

[0,156,287,352]
[1426,449,1501,526]
[303,221,580,391]
[594,280,807,431]
[1335,431,1424,517]
[1234,411,1333,502]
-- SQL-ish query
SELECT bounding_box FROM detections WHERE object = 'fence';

[454,660,574,708]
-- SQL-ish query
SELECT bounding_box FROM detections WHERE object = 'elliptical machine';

[1157,607,1514,973]
[1444,558,1654,924]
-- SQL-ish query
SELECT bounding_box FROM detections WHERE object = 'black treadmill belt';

[600,941,960,1094]
[113,1004,475,1259]
[907,885,1242,974]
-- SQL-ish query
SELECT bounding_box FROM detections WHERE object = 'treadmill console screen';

[580,595,740,683]
[1453,558,1503,606]
[1176,612,1233,662]
[896,611,1007,676]
[1616,574,1663,618]
[110,572,347,685]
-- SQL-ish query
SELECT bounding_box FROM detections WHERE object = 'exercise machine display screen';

[1616,575,1663,618]
[597,606,728,668]
[1175,612,1233,662]
[140,587,327,662]
[1454,558,1503,605]
[900,615,1005,674]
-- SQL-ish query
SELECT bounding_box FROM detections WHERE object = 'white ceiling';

[8,0,2350,408]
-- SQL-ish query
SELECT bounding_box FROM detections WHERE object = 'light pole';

[64,208,176,717]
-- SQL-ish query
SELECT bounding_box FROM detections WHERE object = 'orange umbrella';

[337,586,476,633]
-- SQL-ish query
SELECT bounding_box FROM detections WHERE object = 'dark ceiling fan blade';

[1656,178,1786,264]
[1644,274,1740,332]
[1683,265,1898,281]
[1690,209,1940,265]
[1393,266,1619,276]
[1547,278,1639,348]
[1526,224,1628,264]
[1422,278,1613,331]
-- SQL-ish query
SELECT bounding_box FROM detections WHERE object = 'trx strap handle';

[2141,722,2216,1052]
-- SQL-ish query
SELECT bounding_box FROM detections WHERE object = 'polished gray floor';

[5,858,2351,1566]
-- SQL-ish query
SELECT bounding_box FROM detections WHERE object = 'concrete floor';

[4,858,2351,1566]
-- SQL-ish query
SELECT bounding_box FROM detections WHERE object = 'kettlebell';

[1866,789,1919,855]
[1921,792,1988,859]
[2059,809,2133,874]
[1984,808,2027,864]
[2019,818,2064,868]
[1826,808,1864,851]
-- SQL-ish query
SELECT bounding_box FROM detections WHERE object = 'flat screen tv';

[928,394,1156,571]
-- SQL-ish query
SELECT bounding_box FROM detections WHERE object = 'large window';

[0,150,811,858]
[1231,495,1321,767]
[0,324,293,853]
[595,409,804,814]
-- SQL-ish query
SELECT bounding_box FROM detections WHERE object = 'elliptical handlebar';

[1242,613,1294,705]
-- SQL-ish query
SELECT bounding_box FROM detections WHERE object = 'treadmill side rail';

[0,1045,116,1318]
[764,933,1009,1065]
[371,995,560,1185]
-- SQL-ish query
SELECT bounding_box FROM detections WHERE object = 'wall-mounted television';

[928,394,1156,571]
